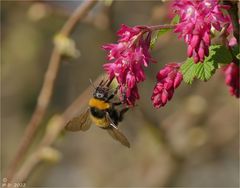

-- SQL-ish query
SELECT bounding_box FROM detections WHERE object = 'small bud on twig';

[54,34,80,58]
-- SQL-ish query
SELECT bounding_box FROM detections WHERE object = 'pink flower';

[223,63,239,98]
[103,24,155,106]
[172,0,230,63]
[228,37,237,47]
[151,63,182,108]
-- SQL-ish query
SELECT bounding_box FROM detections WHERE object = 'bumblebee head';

[92,79,112,100]
[93,86,109,100]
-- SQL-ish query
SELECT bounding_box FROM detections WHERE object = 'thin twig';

[12,75,104,183]
[6,0,98,182]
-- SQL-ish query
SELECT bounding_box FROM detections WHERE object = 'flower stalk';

[147,24,176,31]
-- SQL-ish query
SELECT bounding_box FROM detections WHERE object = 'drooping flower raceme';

[103,25,155,106]
[172,0,230,63]
[151,63,182,108]
[102,2,237,108]
[223,63,239,98]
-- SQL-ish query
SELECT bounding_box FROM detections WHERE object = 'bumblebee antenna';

[99,75,107,86]
[102,79,109,86]
[99,79,104,86]
[89,79,96,89]
[106,77,114,87]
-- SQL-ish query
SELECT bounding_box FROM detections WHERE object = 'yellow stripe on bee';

[90,115,109,128]
[89,98,110,110]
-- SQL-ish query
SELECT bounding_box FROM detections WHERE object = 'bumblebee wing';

[106,112,118,129]
[65,109,91,132]
[107,127,130,148]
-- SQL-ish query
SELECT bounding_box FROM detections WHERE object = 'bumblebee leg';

[113,102,122,106]
[119,107,129,122]
[107,86,119,101]
[107,94,114,101]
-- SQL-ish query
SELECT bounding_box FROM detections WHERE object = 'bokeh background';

[1,1,239,187]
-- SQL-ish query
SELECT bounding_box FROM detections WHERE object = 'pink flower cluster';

[151,63,182,108]
[223,63,239,98]
[172,0,230,63]
[103,25,155,106]
[102,2,237,109]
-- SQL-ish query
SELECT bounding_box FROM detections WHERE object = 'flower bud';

[223,63,239,98]
[151,63,182,108]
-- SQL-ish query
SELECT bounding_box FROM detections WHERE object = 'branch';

[6,0,98,182]
[12,75,104,183]
[224,1,239,44]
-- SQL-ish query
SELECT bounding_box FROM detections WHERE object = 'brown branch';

[224,1,239,64]
[223,1,239,44]
[12,150,43,184]
[41,75,104,147]
[6,0,98,182]
[12,75,104,183]
[220,1,239,65]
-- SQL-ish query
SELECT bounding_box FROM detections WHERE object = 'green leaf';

[180,44,233,84]
[194,60,215,81]
[181,58,216,84]
[237,53,240,60]
[150,15,179,49]
[171,14,180,24]
[180,58,196,84]
[207,45,232,65]
[232,45,240,60]
[150,28,171,49]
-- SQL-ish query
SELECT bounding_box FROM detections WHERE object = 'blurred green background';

[1,1,239,187]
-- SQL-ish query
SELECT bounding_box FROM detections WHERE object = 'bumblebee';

[65,79,130,147]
